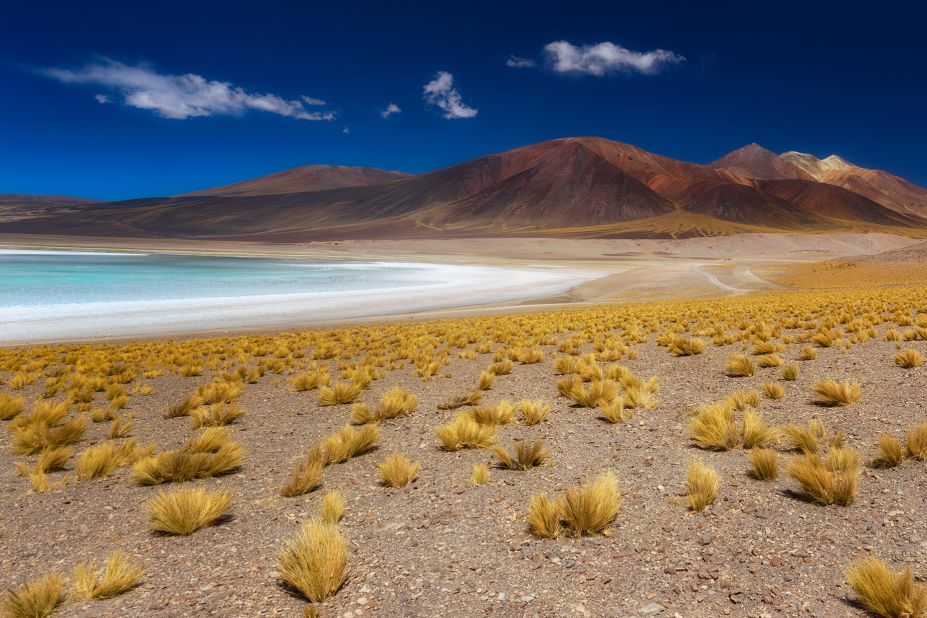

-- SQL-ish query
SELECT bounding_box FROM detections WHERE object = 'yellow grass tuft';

[762,382,784,400]
[0,393,25,421]
[670,336,706,356]
[351,387,417,424]
[906,424,927,461]
[527,492,562,538]
[568,379,619,408]
[435,414,497,451]
[477,371,495,390]
[290,369,330,392]
[492,439,549,470]
[468,401,516,425]
[184,426,230,453]
[146,487,231,535]
[76,440,153,480]
[872,435,906,469]
[780,363,800,381]
[894,348,924,369]
[813,379,861,406]
[469,463,490,485]
[690,402,739,450]
[132,441,243,485]
[72,552,144,599]
[787,449,860,506]
[321,424,380,464]
[280,451,325,498]
[190,402,244,428]
[757,353,784,368]
[748,447,778,480]
[320,490,344,524]
[165,394,202,418]
[742,409,778,448]
[37,446,72,472]
[844,556,927,618]
[377,452,420,487]
[726,354,755,377]
[517,399,551,425]
[560,473,622,536]
[799,345,818,360]
[783,420,826,454]
[318,382,363,406]
[686,460,719,512]
[727,390,760,411]
[278,521,347,603]
[599,398,632,423]
[1,574,65,618]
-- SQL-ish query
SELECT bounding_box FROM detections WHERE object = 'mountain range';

[2,137,926,240]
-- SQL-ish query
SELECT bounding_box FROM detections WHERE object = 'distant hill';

[183,165,410,197]
[2,137,926,240]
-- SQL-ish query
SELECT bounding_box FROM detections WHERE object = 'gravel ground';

[1,313,926,617]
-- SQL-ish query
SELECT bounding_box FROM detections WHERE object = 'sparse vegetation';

[872,435,906,468]
[146,487,231,535]
[686,460,719,512]
[726,354,755,377]
[470,463,490,485]
[748,447,778,480]
[1,574,64,618]
[378,452,420,487]
[435,414,497,450]
[492,439,549,470]
[72,552,144,599]
[787,448,860,506]
[813,379,861,406]
[558,472,622,536]
[894,348,924,369]
[845,556,927,618]
[278,521,347,603]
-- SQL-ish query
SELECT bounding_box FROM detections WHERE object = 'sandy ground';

[1,313,925,617]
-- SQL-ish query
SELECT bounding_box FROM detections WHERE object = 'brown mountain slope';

[710,143,814,181]
[1,137,926,240]
[183,165,410,196]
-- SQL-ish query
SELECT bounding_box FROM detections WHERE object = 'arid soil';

[2,312,925,617]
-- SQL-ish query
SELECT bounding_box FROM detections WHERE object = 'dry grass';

[36,446,71,472]
[377,452,420,487]
[742,409,778,448]
[527,492,562,538]
[783,420,826,454]
[280,452,325,498]
[567,378,619,408]
[321,424,380,464]
[757,353,784,368]
[131,441,243,485]
[435,414,497,451]
[11,402,87,455]
[470,463,490,485]
[780,363,800,380]
[1,574,65,618]
[278,521,347,603]
[0,393,25,421]
[146,487,231,535]
[318,382,363,406]
[559,473,622,536]
[320,490,344,524]
[748,447,778,480]
[492,439,549,470]
[437,390,482,410]
[813,379,861,406]
[190,403,244,428]
[787,449,860,506]
[76,440,152,480]
[845,556,927,618]
[468,401,516,425]
[351,387,417,424]
[516,399,550,425]
[762,382,784,400]
[670,336,706,356]
[726,354,755,377]
[165,394,202,418]
[689,402,739,450]
[686,460,719,512]
[477,371,495,390]
[894,348,925,369]
[72,552,144,599]
[599,398,632,423]
[872,435,906,469]
[906,424,927,460]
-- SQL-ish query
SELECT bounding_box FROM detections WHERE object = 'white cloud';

[543,40,684,76]
[42,58,336,121]
[506,55,536,68]
[342,127,350,134]
[423,71,478,119]
[94,93,111,104]
[302,95,326,105]
[380,103,401,118]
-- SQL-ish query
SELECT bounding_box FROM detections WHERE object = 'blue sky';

[2,1,925,200]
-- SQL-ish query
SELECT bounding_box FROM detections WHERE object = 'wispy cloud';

[423,71,478,119]
[94,93,111,104]
[301,95,326,106]
[543,40,684,76]
[380,102,401,118]
[41,58,336,121]
[506,55,536,68]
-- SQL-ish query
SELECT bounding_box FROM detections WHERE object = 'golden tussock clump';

[91,407,115,423]
[871,435,906,469]
[670,336,706,356]
[488,359,513,375]
[468,401,515,426]
[757,353,784,368]
[726,354,755,377]
[15,464,70,494]
[492,439,549,470]
[813,379,861,406]
[748,447,778,480]
[321,424,380,464]
[567,378,619,408]
[686,460,719,512]
[164,394,203,419]
[146,487,231,535]
[527,493,562,538]
[599,398,632,423]
[894,348,924,369]
[351,387,417,424]
[787,447,860,506]
[184,426,231,453]
[76,440,154,480]
[780,363,800,381]
[11,400,85,455]
[0,392,25,420]
[477,371,495,391]
[553,355,576,375]
[622,376,659,410]
[906,424,927,461]
[689,402,739,451]
[72,552,144,600]
[799,345,818,361]
[727,390,760,411]
[278,520,347,604]
[290,369,330,392]
[783,420,827,454]
[742,409,778,448]
[320,490,345,524]
[131,440,243,485]
[469,463,490,485]
[517,399,550,425]
[377,452,420,487]
[437,390,482,410]
[435,414,497,451]
[107,415,134,439]
[559,473,622,536]
[762,382,784,400]
[37,446,72,472]
[280,452,325,498]
[190,402,245,428]
[1,574,65,618]
[844,556,927,618]
[318,382,363,406]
